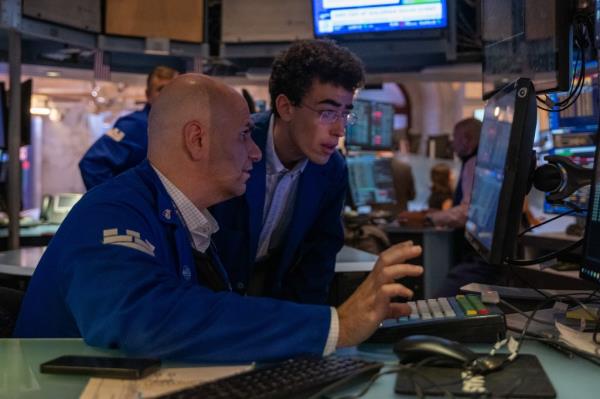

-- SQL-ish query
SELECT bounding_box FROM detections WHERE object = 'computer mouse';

[393,335,478,368]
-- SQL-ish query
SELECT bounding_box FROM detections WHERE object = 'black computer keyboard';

[157,357,383,399]
[366,294,506,344]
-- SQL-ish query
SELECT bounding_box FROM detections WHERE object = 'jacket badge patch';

[105,128,125,142]
[102,228,156,257]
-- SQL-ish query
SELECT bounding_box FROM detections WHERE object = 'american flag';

[192,55,204,73]
[94,50,111,81]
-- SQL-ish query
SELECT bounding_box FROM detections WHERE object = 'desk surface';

[0,224,59,238]
[1,338,598,398]
[0,245,377,277]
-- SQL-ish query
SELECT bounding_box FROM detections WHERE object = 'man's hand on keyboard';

[336,241,423,348]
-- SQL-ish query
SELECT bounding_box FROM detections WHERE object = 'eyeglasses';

[299,103,358,126]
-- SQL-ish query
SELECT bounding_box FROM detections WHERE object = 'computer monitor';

[547,72,599,133]
[580,132,600,286]
[312,0,448,37]
[346,100,371,148]
[4,79,33,147]
[20,79,32,146]
[481,0,573,99]
[346,154,395,208]
[465,78,537,265]
[0,82,6,150]
[345,100,394,150]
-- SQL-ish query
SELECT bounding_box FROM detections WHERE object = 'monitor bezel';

[0,82,6,150]
[465,78,537,265]
[580,124,600,286]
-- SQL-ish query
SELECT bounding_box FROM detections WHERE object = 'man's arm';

[79,116,147,190]
[61,204,332,363]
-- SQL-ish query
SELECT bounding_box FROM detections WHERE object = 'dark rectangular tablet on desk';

[395,354,556,398]
[40,355,161,379]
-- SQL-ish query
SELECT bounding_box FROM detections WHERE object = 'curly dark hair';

[269,39,365,116]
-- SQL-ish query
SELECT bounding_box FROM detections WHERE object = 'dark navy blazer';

[79,105,150,190]
[210,112,348,305]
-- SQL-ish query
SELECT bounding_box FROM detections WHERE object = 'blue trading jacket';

[79,105,150,190]
[14,160,331,363]
[210,112,348,304]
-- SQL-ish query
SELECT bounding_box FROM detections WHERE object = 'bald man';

[14,74,423,363]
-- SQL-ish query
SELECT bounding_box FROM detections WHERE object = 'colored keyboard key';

[467,295,490,315]
[456,295,477,316]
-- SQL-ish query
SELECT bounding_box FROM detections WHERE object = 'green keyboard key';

[456,295,477,316]
[466,295,490,315]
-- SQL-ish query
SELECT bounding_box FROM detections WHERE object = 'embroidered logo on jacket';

[105,128,125,142]
[102,228,155,257]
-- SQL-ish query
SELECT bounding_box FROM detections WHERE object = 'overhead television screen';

[312,0,448,37]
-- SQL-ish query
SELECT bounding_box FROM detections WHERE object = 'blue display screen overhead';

[312,0,448,36]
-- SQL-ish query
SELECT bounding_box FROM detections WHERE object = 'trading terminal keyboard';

[367,294,506,344]
[157,357,383,399]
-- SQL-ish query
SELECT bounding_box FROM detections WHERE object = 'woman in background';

[427,163,453,210]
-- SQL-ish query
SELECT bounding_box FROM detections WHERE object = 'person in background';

[79,65,179,190]
[210,39,366,305]
[399,118,482,228]
[391,157,416,213]
[427,163,453,210]
[15,74,423,362]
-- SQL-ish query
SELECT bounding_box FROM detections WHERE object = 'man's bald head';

[148,74,240,153]
[146,73,261,208]
[452,118,482,158]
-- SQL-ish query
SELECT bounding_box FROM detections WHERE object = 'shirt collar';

[266,114,308,177]
[151,164,219,250]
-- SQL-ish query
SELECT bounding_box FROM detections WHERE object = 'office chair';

[0,286,24,337]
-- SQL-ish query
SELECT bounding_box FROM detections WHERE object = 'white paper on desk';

[556,321,600,356]
[79,365,253,399]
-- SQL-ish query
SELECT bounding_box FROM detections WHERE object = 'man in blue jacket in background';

[79,65,178,190]
[15,74,423,362]
[211,39,364,305]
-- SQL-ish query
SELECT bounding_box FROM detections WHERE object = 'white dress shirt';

[256,115,308,261]
[152,165,219,253]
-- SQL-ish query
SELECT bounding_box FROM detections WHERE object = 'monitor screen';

[547,74,599,133]
[581,134,600,286]
[346,100,371,147]
[346,100,394,150]
[347,154,395,207]
[465,78,537,265]
[481,0,572,99]
[312,0,448,37]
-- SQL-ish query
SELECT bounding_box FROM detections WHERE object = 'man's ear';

[275,94,295,122]
[183,120,206,161]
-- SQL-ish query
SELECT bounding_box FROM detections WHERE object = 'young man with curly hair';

[210,40,369,343]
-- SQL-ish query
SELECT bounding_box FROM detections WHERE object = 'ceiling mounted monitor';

[312,0,448,37]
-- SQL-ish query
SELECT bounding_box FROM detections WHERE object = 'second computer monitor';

[345,100,394,150]
[465,78,537,265]
[580,128,600,287]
